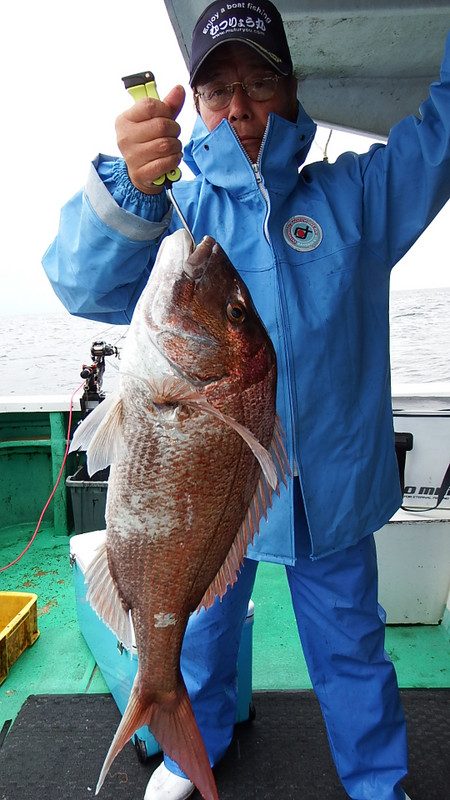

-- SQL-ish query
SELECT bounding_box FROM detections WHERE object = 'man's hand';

[115,85,186,195]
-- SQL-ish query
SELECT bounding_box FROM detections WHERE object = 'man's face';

[194,43,298,163]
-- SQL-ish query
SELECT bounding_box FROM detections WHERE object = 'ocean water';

[1,287,449,397]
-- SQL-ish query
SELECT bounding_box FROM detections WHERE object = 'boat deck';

[2,525,449,725]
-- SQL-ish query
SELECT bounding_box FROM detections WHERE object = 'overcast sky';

[0,0,448,316]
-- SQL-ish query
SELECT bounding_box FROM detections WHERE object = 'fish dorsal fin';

[198,416,291,611]
[148,376,278,490]
[84,534,134,651]
[69,393,125,476]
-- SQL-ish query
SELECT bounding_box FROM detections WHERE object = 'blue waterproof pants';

[165,481,408,799]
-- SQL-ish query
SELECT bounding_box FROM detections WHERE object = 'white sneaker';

[144,762,195,800]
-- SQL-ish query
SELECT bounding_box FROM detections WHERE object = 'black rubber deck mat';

[0,690,448,799]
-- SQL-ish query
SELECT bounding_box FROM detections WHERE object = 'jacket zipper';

[254,139,311,545]
[233,124,309,544]
[252,162,271,244]
[230,122,314,555]
[253,148,305,534]
[252,161,301,553]
[254,124,272,242]
[228,124,272,242]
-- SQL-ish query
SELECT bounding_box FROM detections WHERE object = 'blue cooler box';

[70,530,254,760]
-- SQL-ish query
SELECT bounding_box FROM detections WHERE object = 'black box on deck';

[66,465,109,534]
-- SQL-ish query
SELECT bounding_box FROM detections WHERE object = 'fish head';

[141,229,275,388]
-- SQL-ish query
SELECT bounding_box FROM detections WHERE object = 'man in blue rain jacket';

[43,2,450,798]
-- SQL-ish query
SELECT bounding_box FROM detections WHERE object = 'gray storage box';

[66,465,108,534]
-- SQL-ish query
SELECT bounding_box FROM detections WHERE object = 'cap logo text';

[203,3,272,36]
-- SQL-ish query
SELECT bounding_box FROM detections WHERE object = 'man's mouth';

[236,135,263,157]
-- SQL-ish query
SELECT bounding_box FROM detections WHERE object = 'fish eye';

[226,302,246,324]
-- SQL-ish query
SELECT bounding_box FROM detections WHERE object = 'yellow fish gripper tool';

[121,70,182,188]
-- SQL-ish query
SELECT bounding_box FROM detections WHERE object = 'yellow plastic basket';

[0,592,40,684]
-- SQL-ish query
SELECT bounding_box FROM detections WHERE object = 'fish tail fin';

[95,677,219,800]
[150,684,219,800]
[95,676,144,795]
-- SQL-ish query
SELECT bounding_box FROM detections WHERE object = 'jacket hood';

[182,102,317,194]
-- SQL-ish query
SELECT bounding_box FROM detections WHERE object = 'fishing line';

[107,360,121,373]
[167,187,196,250]
[77,322,129,355]
[95,324,129,350]
[82,322,119,341]
[0,380,85,573]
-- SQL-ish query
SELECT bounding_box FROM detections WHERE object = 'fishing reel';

[80,340,119,414]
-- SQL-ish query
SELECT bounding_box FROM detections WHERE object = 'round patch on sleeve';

[283,215,323,252]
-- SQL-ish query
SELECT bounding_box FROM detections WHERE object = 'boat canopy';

[163,0,450,137]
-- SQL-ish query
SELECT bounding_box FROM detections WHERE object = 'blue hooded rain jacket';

[43,33,450,564]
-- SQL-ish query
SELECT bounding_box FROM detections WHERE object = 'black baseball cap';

[189,1,293,86]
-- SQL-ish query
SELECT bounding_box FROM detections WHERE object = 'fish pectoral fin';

[70,393,125,475]
[271,415,292,491]
[147,376,200,406]
[150,378,278,490]
[84,536,133,651]
[204,405,278,489]
[198,416,291,611]
[166,378,278,489]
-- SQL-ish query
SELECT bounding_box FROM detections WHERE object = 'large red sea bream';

[70,229,288,799]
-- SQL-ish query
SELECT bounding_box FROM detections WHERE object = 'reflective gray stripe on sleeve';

[85,161,172,242]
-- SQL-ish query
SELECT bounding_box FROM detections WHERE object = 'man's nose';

[227,84,252,120]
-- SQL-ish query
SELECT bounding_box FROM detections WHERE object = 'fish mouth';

[182,235,216,282]
[146,234,232,386]
[150,265,227,387]
[163,235,225,349]
[148,236,220,348]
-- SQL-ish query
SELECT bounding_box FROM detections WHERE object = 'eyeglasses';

[194,75,282,111]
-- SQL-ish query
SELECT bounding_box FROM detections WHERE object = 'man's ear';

[193,89,200,115]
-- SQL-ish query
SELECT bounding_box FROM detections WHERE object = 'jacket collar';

[183,103,317,197]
